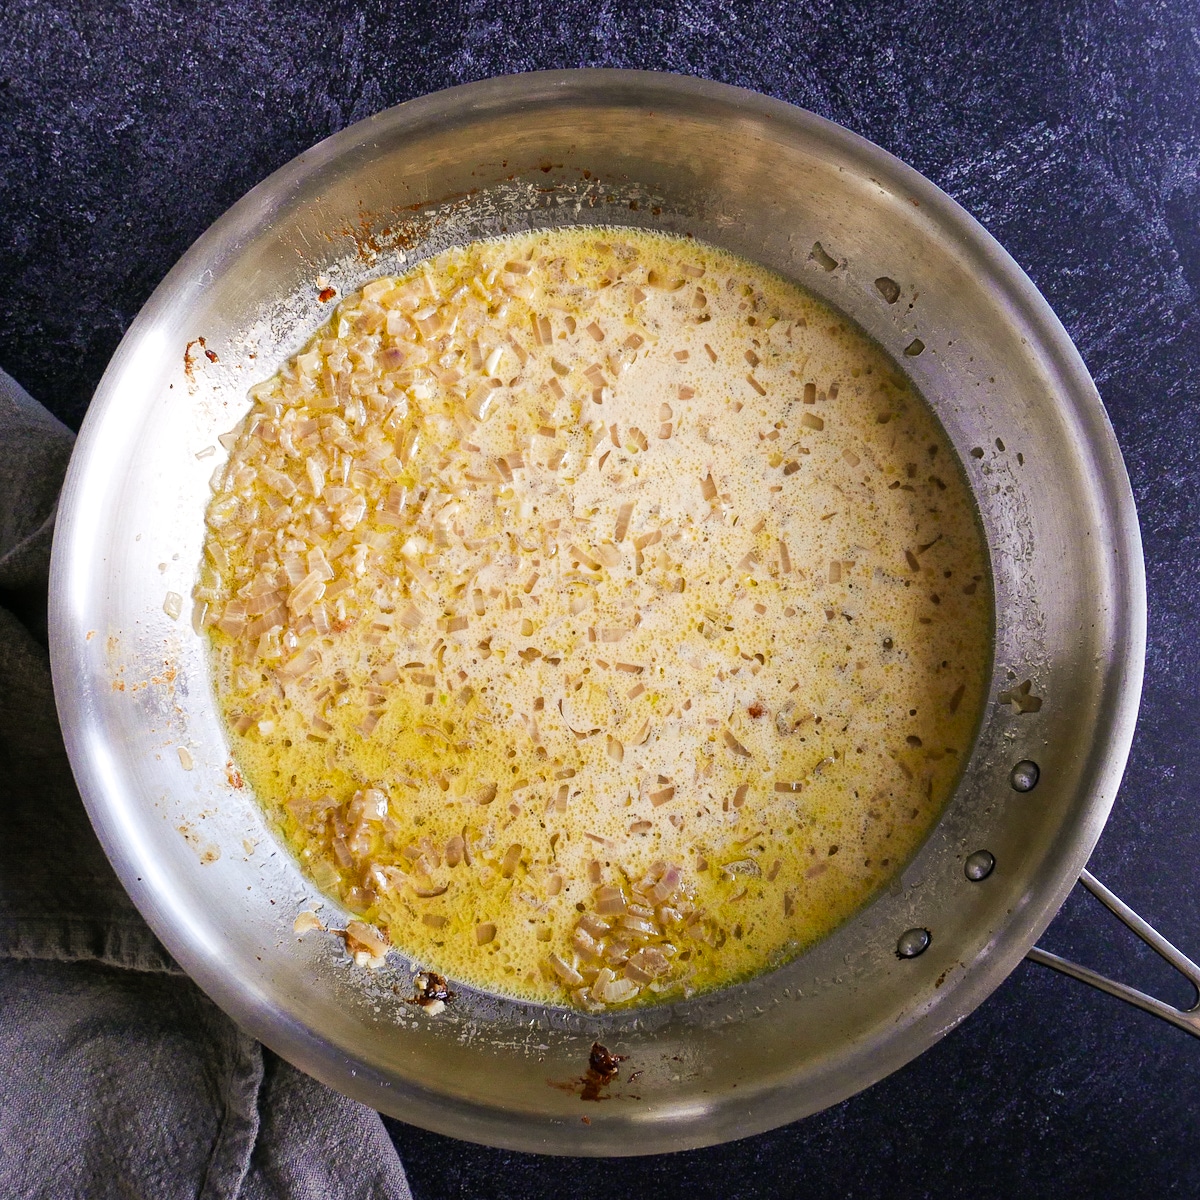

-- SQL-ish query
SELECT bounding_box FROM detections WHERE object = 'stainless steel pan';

[49,70,1163,1155]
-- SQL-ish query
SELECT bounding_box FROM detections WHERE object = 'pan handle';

[1026,869,1200,1037]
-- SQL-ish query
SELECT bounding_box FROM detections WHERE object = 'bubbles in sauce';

[198,228,991,1009]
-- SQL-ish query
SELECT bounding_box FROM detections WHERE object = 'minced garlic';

[199,228,991,1008]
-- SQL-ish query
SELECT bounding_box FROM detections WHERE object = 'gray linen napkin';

[0,368,413,1200]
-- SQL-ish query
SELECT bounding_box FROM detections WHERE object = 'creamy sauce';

[198,228,991,1008]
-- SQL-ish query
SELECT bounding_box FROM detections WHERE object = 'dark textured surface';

[3,2,1199,1196]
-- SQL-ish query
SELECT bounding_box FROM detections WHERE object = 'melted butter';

[201,228,992,1008]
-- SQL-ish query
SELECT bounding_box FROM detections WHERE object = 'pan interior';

[198,222,995,1016]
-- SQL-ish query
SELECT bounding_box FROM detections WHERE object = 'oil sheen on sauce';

[198,228,992,1010]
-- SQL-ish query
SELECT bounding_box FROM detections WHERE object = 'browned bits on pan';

[407,971,455,1014]
[184,335,218,378]
[588,1041,625,1080]
[579,1041,628,1099]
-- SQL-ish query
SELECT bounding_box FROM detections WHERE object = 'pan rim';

[48,68,1146,1154]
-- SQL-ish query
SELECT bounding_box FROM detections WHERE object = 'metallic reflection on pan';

[50,71,1155,1155]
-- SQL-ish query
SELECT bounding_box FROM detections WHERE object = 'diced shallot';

[645,864,681,905]
[593,885,627,916]
[548,954,584,987]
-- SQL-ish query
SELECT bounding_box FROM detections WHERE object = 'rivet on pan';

[896,928,931,959]
[1009,760,1040,792]
[964,850,996,882]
